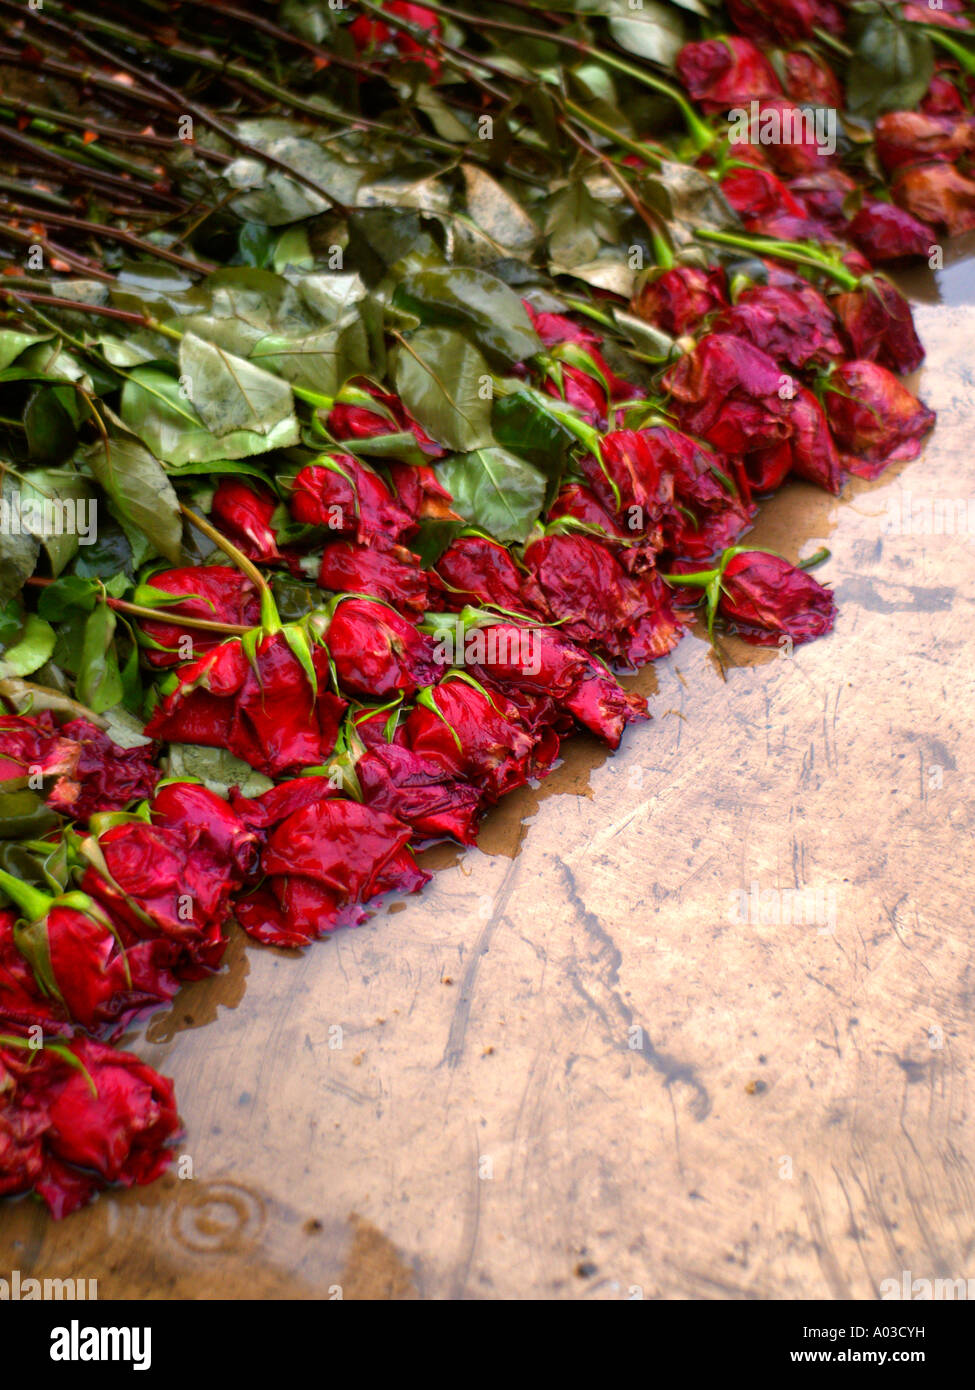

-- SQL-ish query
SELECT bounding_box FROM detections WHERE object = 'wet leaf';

[76,603,123,714]
[392,327,495,453]
[82,435,183,563]
[121,367,300,464]
[0,613,56,679]
[179,333,296,438]
[436,446,547,544]
[393,266,542,366]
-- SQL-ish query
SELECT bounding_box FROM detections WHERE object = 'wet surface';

[1,292,974,1299]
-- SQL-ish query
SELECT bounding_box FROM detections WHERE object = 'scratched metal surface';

[2,268,974,1300]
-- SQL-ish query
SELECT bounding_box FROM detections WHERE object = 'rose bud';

[0,872,177,1033]
[404,676,546,803]
[210,478,283,564]
[348,2,442,81]
[234,798,429,948]
[720,163,810,227]
[317,541,429,616]
[521,533,683,665]
[433,534,537,615]
[357,743,482,845]
[922,70,966,117]
[782,50,843,108]
[81,807,251,977]
[787,168,858,231]
[725,0,844,43]
[137,565,261,669]
[831,277,925,375]
[145,630,346,777]
[546,484,661,574]
[45,719,159,824]
[0,1034,181,1218]
[324,596,439,699]
[676,37,782,112]
[0,712,78,785]
[822,361,936,477]
[465,622,649,749]
[662,333,792,464]
[290,455,414,550]
[327,380,444,457]
[579,429,675,533]
[848,201,934,263]
[229,776,338,833]
[149,781,260,882]
[387,462,456,520]
[709,282,845,370]
[718,551,836,646]
[525,303,641,428]
[892,162,975,236]
[630,265,728,337]
[0,908,65,1032]
[737,99,838,177]
[874,110,975,174]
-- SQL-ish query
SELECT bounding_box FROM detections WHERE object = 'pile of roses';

[0,0,951,1217]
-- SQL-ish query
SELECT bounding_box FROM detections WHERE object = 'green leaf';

[607,3,686,65]
[392,267,543,366]
[179,332,296,439]
[82,435,183,564]
[393,327,495,453]
[492,389,574,486]
[17,469,97,578]
[223,120,363,224]
[165,743,274,798]
[460,164,538,255]
[121,367,300,464]
[76,604,123,714]
[0,613,56,679]
[0,476,40,603]
[0,330,49,371]
[24,387,78,463]
[435,447,547,544]
[847,16,934,119]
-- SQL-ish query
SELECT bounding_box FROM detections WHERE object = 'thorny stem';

[178,504,280,634]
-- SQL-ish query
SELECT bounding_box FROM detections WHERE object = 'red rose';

[718,551,836,646]
[210,478,283,564]
[317,541,429,616]
[710,282,845,370]
[46,719,159,823]
[325,596,440,698]
[848,201,934,263]
[579,429,675,538]
[327,382,444,457]
[822,361,935,477]
[145,631,346,776]
[783,50,843,108]
[0,1035,180,1218]
[433,535,536,615]
[138,565,261,669]
[387,462,455,520]
[874,111,975,174]
[0,909,64,1033]
[676,37,782,112]
[725,0,844,43]
[630,265,728,337]
[403,676,550,802]
[831,278,925,375]
[348,1,442,80]
[522,533,682,665]
[0,712,78,784]
[357,743,482,845]
[290,455,414,551]
[892,162,975,236]
[720,163,809,224]
[234,797,428,948]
